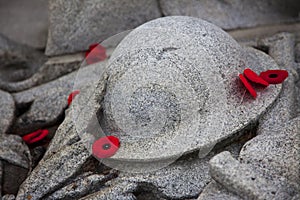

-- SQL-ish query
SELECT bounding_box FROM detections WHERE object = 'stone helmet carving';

[73,16,281,171]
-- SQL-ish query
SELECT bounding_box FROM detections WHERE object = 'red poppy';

[239,74,257,98]
[22,129,49,144]
[92,136,120,159]
[259,70,288,84]
[67,90,80,106]
[85,43,107,65]
[243,68,269,87]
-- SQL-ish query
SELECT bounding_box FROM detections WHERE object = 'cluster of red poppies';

[239,68,288,98]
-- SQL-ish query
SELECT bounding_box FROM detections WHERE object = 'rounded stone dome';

[74,16,281,167]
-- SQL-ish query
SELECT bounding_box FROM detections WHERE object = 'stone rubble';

[46,0,162,56]
[0,1,300,199]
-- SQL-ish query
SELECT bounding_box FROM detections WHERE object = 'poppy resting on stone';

[92,136,120,159]
[22,129,49,145]
[67,90,80,106]
[239,74,257,98]
[244,68,269,87]
[85,43,107,65]
[259,70,288,84]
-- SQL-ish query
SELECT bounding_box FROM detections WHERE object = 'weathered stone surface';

[11,60,107,135]
[1,53,84,92]
[0,0,48,49]
[1,194,16,200]
[197,181,241,200]
[15,61,109,199]
[16,141,91,200]
[46,0,162,56]
[239,117,300,188]
[257,33,298,135]
[93,138,245,199]
[79,181,137,200]
[0,90,15,134]
[159,0,300,30]
[0,135,31,195]
[75,16,281,165]
[0,134,31,169]
[45,172,117,200]
[209,151,297,199]
[0,34,46,92]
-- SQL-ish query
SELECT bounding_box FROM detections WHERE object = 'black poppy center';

[269,74,278,78]
[102,143,111,150]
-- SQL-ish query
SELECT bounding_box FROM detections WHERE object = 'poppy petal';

[85,43,107,65]
[259,70,288,84]
[244,68,269,87]
[22,129,49,144]
[68,90,80,106]
[239,74,257,98]
[92,136,120,159]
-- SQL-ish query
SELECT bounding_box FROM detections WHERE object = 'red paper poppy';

[259,70,288,84]
[68,90,80,106]
[243,68,269,87]
[22,129,49,144]
[239,74,257,98]
[85,43,107,65]
[92,136,120,159]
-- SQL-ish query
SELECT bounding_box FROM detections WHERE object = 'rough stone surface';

[239,117,300,189]
[45,172,117,200]
[11,60,107,135]
[0,135,31,195]
[79,181,137,200]
[209,151,297,199]
[1,53,84,92]
[1,194,16,200]
[0,90,15,134]
[0,34,46,92]
[0,0,48,49]
[15,61,109,199]
[76,16,281,163]
[46,0,162,56]
[159,0,300,30]
[16,141,91,200]
[197,181,241,200]
[0,134,31,169]
[257,33,298,135]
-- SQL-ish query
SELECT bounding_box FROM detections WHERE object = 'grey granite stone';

[0,134,31,169]
[45,172,117,200]
[16,141,91,200]
[1,194,15,200]
[79,181,137,200]
[0,0,48,49]
[92,137,247,199]
[1,53,84,92]
[46,0,162,56]
[209,151,297,200]
[257,33,298,135]
[43,60,108,160]
[159,0,300,30]
[75,16,281,166]
[0,135,31,195]
[11,59,107,135]
[197,181,241,200]
[0,90,15,134]
[0,34,46,92]
[15,61,109,199]
[239,117,300,189]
